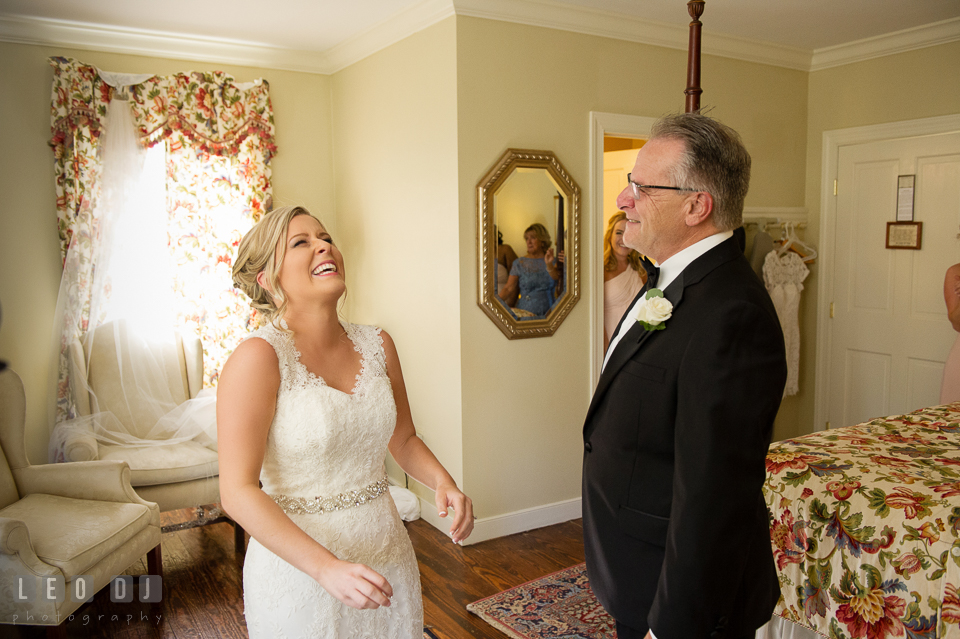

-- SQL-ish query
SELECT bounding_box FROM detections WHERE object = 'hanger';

[776,221,818,263]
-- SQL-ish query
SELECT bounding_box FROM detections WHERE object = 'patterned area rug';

[467,563,617,639]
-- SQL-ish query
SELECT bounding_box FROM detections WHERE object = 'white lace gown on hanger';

[763,251,809,397]
[241,321,422,639]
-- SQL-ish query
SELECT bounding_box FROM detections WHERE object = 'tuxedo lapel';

[584,275,685,432]
[608,258,659,342]
[584,236,744,432]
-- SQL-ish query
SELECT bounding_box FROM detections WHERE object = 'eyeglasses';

[626,173,698,199]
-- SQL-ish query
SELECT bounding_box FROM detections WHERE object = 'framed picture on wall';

[885,221,923,250]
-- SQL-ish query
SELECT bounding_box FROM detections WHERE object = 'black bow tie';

[640,256,660,289]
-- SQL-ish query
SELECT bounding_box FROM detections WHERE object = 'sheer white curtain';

[49,82,215,463]
[48,59,275,473]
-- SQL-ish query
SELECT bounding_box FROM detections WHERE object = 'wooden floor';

[1,508,584,639]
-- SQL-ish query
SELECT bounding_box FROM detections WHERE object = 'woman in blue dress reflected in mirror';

[498,223,563,319]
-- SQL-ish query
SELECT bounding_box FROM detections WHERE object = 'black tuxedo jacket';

[582,236,787,638]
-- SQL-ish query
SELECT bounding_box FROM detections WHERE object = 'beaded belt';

[270,477,390,515]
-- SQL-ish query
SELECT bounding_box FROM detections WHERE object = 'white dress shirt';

[602,230,733,372]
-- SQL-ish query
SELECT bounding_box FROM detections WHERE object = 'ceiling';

[1,0,958,72]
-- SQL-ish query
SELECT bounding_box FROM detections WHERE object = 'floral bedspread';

[765,402,960,638]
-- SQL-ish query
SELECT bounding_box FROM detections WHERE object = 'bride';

[218,206,474,638]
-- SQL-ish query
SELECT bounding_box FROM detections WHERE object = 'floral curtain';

[49,56,276,422]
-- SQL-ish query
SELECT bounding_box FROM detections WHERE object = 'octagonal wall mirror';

[477,149,580,339]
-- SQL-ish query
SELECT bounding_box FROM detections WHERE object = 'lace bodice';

[762,249,809,289]
[244,321,397,498]
[763,251,809,397]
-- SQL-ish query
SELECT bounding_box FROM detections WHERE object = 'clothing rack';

[743,219,807,231]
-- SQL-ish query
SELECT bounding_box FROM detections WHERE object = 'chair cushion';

[0,494,152,577]
[99,441,218,486]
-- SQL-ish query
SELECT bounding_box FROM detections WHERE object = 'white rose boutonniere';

[635,288,673,331]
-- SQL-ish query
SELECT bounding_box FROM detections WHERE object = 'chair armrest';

[13,461,160,523]
[0,517,61,577]
[51,421,99,462]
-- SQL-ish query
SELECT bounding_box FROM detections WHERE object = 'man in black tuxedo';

[582,113,787,639]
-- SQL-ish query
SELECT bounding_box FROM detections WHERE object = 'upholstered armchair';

[0,367,161,636]
[55,320,242,547]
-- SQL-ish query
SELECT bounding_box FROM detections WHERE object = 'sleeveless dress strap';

[242,322,299,389]
[344,323,387,395]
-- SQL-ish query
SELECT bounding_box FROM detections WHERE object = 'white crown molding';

[454,0,812,70]
[0,0,455,75]
[0,14,330,73]
[322,0,454,74]
[810,17,960,71]
[1,3,956,75]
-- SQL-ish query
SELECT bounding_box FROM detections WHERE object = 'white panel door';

[829,132,960,427]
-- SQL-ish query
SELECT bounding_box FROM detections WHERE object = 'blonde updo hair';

[233,205,313,326]
[603,212,643,273]
[524,223,552,252]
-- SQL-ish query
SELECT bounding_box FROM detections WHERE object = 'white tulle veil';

[48,74,217,468]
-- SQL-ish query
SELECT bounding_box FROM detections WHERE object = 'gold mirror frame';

[477,149,581,339]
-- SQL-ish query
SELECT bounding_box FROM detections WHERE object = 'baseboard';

[416,496,581,546]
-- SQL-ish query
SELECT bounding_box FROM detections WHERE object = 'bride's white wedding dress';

[241,321,423,638]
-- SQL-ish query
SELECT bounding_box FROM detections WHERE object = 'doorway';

[589,112,656,384]
[601,137,646,351]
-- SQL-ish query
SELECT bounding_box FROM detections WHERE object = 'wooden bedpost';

[685,0,705,113]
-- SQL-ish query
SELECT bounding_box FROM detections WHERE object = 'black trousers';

[615,620,754,639]
[615,620,648,639]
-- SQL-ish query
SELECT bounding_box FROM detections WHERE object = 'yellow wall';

[794,41,960,438]
[455,16,808,517]
[0,41,334,463]
[331,19,463,495]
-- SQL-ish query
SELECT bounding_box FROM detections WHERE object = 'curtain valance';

[49,56,276,260]
[50,56,276,160]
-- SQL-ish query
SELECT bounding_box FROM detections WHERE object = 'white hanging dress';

[763,251,809,397]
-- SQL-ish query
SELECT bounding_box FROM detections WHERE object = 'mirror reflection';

[477,149,580,339]
[494,168,567,320]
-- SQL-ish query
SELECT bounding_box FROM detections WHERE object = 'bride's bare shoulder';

[221,337,280,386]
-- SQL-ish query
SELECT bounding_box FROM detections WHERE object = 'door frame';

[589,112,656,387]
[814,114,960,431]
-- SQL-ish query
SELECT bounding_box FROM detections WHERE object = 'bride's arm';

[381,330,475,544]
[218,338,393,608]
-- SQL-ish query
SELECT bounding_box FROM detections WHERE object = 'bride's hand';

[436,482,475,544]
[316,558,393,609]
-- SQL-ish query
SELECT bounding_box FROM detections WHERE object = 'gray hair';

[650,113,751,232]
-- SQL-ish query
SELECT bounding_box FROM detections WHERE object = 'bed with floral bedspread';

[764,402,960,639]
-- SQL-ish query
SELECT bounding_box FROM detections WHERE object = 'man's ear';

[683,191,714,227]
